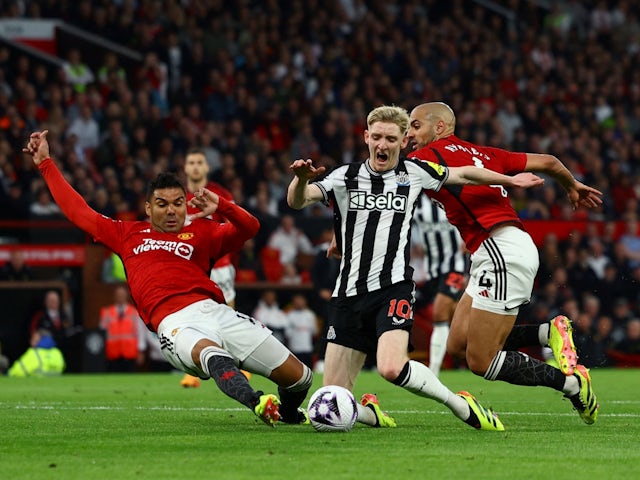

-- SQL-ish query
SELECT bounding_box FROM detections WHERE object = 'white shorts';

[210,264,236,303]
[466,226,539,315]
[157,299,286,378]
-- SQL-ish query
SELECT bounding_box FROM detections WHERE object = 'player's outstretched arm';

[524,153,603,209]
[23,130,102,235]
[287,159,325,209]
[447,166,545,189]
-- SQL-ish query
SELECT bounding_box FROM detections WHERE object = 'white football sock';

[429,322,450,377]
[538,322,550,346]
[355,403,377,426]
[395,360,467,418]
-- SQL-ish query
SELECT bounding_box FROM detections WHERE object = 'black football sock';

[279,364,313,423]
[202,347,260,409]
[502,325,541,350]
[485,350,565,391]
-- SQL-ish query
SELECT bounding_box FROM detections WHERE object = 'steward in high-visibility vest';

[100,303,140,363]
[8,330,65,377]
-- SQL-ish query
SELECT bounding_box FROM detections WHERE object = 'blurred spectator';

[61,48,95,94]
[236,238,263,281]
[66,103,100,152]
[7,329,65,377]
[253,289,288,345]
[585,238,611,279]
[99,285,145,372]
[247,181,279,217]
[97,51,126,86]
[614,318,640,355]
[565,247,599,295]
[538,233,564,282]
[30,290,73,349]
[608,318,640,367]
[495,98,522,145]
[0,181,31,220]
[591,315,615,367]
[267,214,314,272]
[284,294,319,369]
[30,187,62,217]
[91,187,117,217]
[290,119,320,161]
[0,249,34,281]
[572,311,600,368]
[619,214,640,269]
[597,263,632,316]
[611,297,635,340]
[137,52,168,115]
[582,293,601,321]
[281,263,303,285]
[101,251,126,283]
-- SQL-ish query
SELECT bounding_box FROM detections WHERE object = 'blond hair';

[367,105,410,135]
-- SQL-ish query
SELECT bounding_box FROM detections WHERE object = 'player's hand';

[22,130,50,165]
[567,182,603,210]
[290,159,326,181]
[189,188,220,218]
[510,172,545,188]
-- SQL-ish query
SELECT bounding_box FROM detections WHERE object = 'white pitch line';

[3,403,639,418]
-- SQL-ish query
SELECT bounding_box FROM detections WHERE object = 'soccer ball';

[307,385,357,432]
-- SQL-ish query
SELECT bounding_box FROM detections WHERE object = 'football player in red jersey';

[407,102,601,424]
[179,149,240,388]
[24,131,311,426]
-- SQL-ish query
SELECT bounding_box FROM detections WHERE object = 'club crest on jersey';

[177,232,194,240]
[326,326,336,340]
[348,190,407,212]
[396,171,410,186]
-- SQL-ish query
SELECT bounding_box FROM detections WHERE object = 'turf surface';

[1,368,638,479]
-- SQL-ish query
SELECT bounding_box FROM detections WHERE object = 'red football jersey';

[186,181,234,268]
[39,159,259,330]
[409,135,527,253]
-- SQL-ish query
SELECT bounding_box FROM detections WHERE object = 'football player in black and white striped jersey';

[411,192,468,377]
[287,105,544,430]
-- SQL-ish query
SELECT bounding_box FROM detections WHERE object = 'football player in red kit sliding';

[406,102,601,424]
[24,130,311,426]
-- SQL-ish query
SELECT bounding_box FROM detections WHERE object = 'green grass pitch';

[1,368,639,480]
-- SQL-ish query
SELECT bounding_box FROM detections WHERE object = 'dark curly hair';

[146,173,185,201]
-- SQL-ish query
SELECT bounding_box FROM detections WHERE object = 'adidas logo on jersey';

[349,190,407,212]
[479,289,490,298]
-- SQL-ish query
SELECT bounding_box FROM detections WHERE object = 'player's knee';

[377,360,404,383]
[465,351,490,377]
[291,363,313,392]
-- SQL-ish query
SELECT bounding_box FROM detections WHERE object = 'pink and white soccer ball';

[307,385,357,432]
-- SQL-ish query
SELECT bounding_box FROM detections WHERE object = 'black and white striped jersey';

[313,158,448,298]
[411,192,466,281]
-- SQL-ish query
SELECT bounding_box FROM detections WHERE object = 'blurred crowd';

[0,0,639,367]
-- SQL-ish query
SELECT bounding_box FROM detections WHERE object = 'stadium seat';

[260,247,284,282]
[235,269,257,283]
